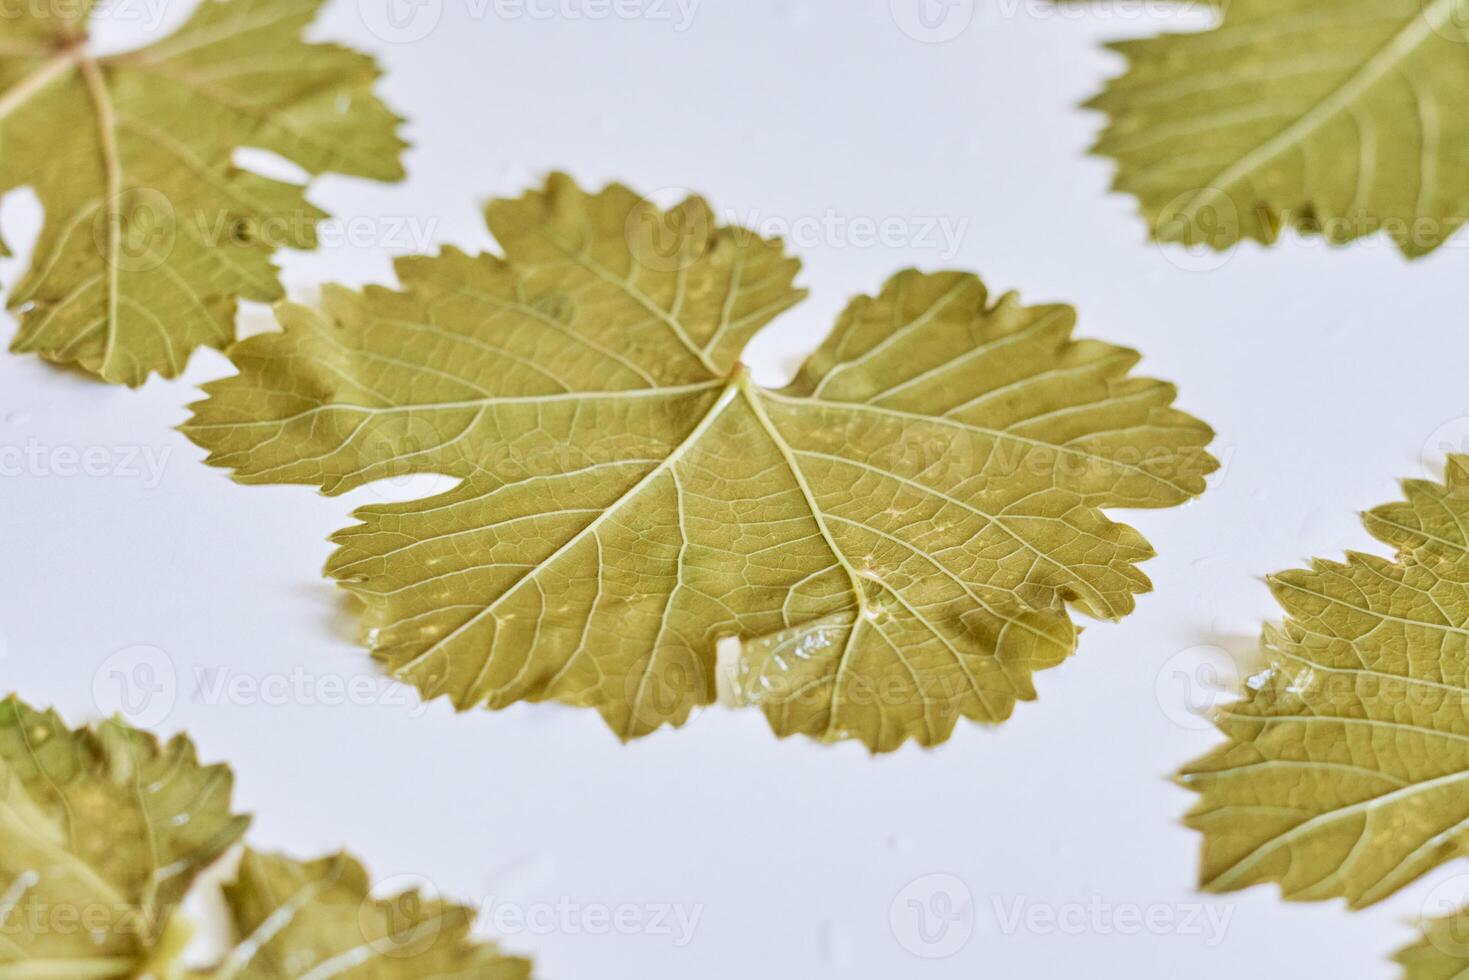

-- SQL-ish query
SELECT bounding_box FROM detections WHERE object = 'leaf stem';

[0,48,79,123]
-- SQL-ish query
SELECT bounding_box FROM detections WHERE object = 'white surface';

[3,1,1467,977]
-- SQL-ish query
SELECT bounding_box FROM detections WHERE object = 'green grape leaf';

[195,849,531,980]
[1395,905,1469,979]
[1086,0,1469,258]
[0,0,405,386]
[0,697,530,978]
[0,695,248,977]
[182,173,1217,753]
[1180,455,1469,907]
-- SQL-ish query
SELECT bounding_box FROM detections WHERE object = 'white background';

[2,0,1466,976]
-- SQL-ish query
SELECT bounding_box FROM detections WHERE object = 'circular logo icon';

[357,0,443,43]
[1421,417,1469,480]
[1155,189,1240,273]
[624,187,712,274]
[357,413,466,503]
[1422,874,1469,957]
[1155,644,1240,730]
[92,644,177,728]
[889,873,974,959]
[92,188,176,273]
[890,0,975,43]
[1423,0,1469,43]
[362,873,444,958]
[887,422,978,486]
[622,653,707,733]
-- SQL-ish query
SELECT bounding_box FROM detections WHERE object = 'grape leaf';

[1395,906,1469,979]
[0,0,405,386]
[182,173,1218,753]
[196,849,531,980]
[0,696,530,979]
[1086,0,1469,258]
[1180,455,1469,906]
[0,695,248,977]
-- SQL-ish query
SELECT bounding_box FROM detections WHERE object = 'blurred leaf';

[0,695,247,977]
[1181,456,1469,906]
[0,697,530,978]
[0,0,405,385]
[195,850,531,980]
[1396,905,1469,979]
[1085,0,1469,257]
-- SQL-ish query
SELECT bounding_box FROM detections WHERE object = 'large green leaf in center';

[184,175,1217,751]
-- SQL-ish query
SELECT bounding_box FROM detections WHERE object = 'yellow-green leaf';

[0,0,405,386]
[1087,0,1469,258]
[196,850,531,980]
[1396,905,1469,979]
[183,173,1217,753]
[1181,455,1469,906]
[0,697,531,978]
[0,695,248,977]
